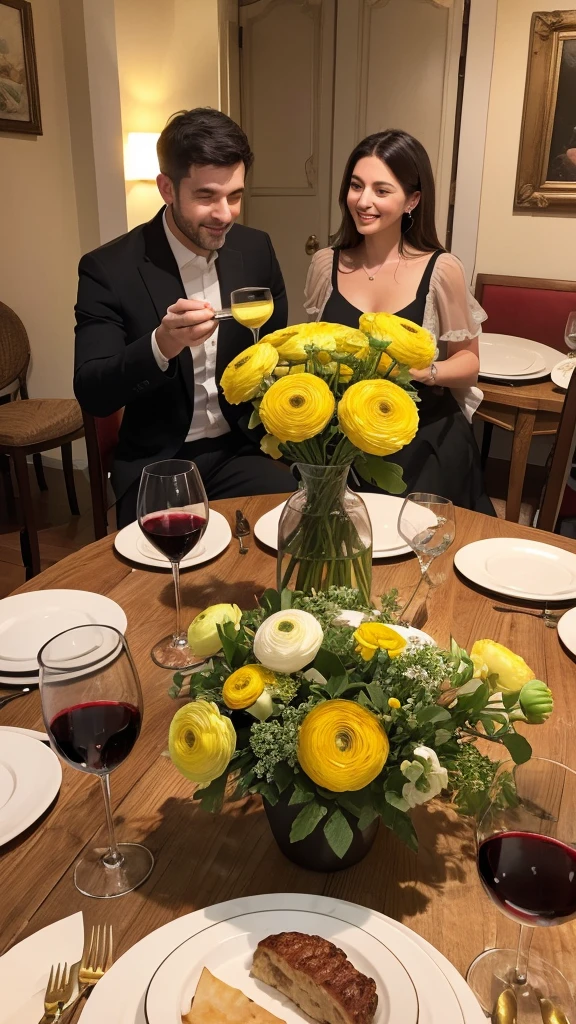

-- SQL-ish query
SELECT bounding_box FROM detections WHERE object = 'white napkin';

[0,913,84,1023]
[0,726,48,743]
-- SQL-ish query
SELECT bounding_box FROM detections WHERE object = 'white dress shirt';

[151,211,230,442]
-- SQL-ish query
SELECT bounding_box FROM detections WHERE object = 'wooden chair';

[83,409,123,539]
[0,300,84,578]
[536,367,576,533]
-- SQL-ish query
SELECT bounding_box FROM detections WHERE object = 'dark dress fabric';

[323,248,495,516]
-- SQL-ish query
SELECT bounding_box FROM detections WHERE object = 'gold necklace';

[361,262,384,282]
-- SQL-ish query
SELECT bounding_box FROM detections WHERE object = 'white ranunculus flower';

[401,745,449,809]
[253,609,324,673]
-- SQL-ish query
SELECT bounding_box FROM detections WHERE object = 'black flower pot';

[263,792,379,872]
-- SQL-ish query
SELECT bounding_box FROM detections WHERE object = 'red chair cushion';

[481,284,576,354]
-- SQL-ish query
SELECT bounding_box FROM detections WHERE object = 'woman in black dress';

[304,129,495,516]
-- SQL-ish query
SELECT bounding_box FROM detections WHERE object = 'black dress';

[323,249,495,516]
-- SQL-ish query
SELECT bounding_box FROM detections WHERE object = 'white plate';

[454,537,576,601]
[0,592,127,675]
[551,357,576,389]
[333,610,435,646]
[254,494,428,558]
[0,912,84,1024]
[0,672,39,689]
[78,893,481,1024]
[0,732,62,847]
[0,725,48,742]
[479,334,560,382]
[558,607,576,657]
[146,909,418,1024]
[479,338,545,376]
[114,512,231,570]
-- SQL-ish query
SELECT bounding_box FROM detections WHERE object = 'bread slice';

[183,967,286,1023]
[251,932,378,1024]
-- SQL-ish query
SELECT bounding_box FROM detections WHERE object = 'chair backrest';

[0,300,31,391]
[475,274,576,354]
[83,409,123,539]
[537,369,576,532]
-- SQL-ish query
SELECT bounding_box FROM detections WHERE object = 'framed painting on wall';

[0,0,41,134]
[515,10,576,212]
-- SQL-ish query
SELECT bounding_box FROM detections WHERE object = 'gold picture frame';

[0,0,42,135]
[515,10,576,212]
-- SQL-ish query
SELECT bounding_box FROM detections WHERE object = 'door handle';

[305,234,320,255]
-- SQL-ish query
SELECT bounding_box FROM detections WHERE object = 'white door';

[238,0,336,321]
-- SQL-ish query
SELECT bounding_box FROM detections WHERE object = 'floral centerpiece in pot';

[167,589,554,871]
[219,316,435,602]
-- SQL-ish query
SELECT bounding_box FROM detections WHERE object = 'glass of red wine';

[137,459,208,669]
[38,624,154,898]
[468,757,576,1021]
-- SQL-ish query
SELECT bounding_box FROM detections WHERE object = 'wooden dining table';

[2,494,576,1017]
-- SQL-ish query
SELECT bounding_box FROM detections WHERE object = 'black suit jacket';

[73,208,288,497]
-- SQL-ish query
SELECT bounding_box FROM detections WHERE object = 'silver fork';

[235,510,251,555]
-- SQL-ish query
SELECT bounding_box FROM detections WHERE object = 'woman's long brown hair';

[331,129,442,255]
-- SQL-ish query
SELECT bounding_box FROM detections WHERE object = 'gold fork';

[59,925,114,1021]
[39,962,75,1023]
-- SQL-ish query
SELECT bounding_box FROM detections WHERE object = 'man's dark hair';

[157,108,254,185]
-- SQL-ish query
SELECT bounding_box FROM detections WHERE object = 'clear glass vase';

[277,464,373,603]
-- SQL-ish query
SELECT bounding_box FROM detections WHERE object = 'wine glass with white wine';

[230,287,274,342]
[564,311,576,357]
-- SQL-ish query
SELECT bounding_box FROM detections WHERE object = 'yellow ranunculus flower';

[470,640,535,695]
[376,351,401,378]
[260,373,335,443]
[388,697,401,709]
[338,379,418,456]
[169,700,235,787]
[222,664,276,710]
[260,433,283,459]
[359,312,436,370]
[187,603,242,657]
[298,700,389,792]
[353,622,407,661]
[266,322,370,363]
[220,343,279,404]
[259,325,301,350]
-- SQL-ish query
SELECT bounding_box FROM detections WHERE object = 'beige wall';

[475,0,576,279]
[114,0,221,229]
[0,0,81,406]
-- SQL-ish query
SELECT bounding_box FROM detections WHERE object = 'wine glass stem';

[99,773,123,868]
[251,327,260,343]
[417,553,435,585]
[171,560,184,641]
[514,924,534,985]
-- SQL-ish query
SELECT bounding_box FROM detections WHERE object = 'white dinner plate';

[479,334,560,382]
[551,357,576,390]
[479,338,545,377]
[557,607,576,657]
[78,893,478,1024]
[0,591,127,675]
[0,912,84,1024]
[114,512,231,570]
[254,494,433,559]
[0,672,39,690]
[0,732,62,847]
[145,909,418,1024]
[454,537,576,601]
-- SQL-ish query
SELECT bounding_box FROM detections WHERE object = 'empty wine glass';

[468,757,576,1021]
[231,287,273,342]
[39,625,154,898]
[137,460,208,669]
[396,493,455,621]
[565,312,576,357]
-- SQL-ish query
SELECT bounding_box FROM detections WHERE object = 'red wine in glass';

[141,511,207,563]
[478,831,576,926]
[137,460,209,670]
[49,700,141,773]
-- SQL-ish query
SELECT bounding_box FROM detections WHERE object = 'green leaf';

[325,674,350,699]
[193,770,229,813]
[259,589,282,616]
[381,803,418,852]
[357,804,379,831]
[258,782,279,806]
[434,727,453,745]
[354,455,406,495]
[323,809,354,858]
[501,732,532,764]
[312,647,347,679]
[366,682,387,711]
[416,705,452,725]
[502,690,521,711]
[290,801,328,843]
[457,680,490,715]
[385,790,410,812]
[289,784,315,805]
[273,761,295,794]
[248,406,261,429]
[280,588,293,610]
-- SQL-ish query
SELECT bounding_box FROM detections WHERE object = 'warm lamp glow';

[124,132,160,181]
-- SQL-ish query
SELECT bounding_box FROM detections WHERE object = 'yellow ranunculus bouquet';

[168,588,554,867]
[220,314,435,601]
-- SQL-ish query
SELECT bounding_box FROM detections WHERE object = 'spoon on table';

[0,687,33,710]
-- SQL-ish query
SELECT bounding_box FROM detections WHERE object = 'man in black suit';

[74,108,292,527]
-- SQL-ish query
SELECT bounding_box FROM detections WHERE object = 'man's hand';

[155,298,217,360]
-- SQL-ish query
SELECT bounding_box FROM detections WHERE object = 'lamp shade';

[124,132,161,181]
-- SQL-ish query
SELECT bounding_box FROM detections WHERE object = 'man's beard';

[171,201,231,252]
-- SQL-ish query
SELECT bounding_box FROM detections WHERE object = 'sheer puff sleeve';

[423,252,487,343]
[303,247,334,320]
